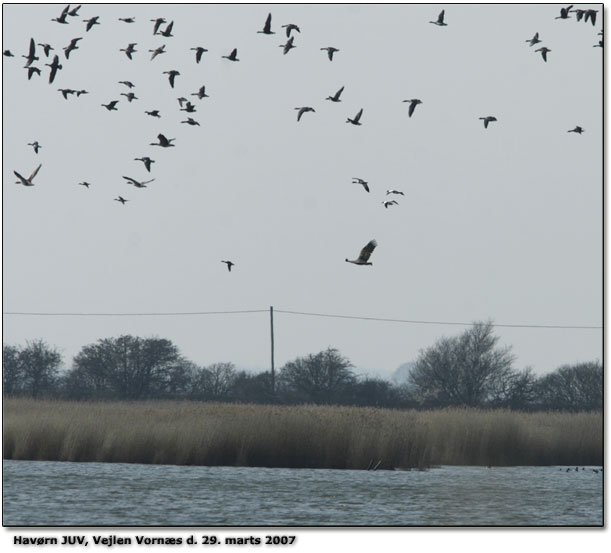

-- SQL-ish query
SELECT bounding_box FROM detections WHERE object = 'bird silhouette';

[135,157,155,172]
[555,5,573,19]
[326,86,344,102]
[479,116,497,128]
[150,133,175,147]
[346,108,364,125]
[222,48,240,61]
[68,5,81,17]
[63,37,82,59]
[386,189,404,196]
[37,43,54,57]
[295,106,315,121]
[120,43,137,59]
[28,141,41,154]
[101,100,119,111]
[120,92,138,102]
[279,36,296,55]
[45,55,63,83]
[191,46,208,63]
[321,46,339,60]
[281,23,301,37]
[52,5,70,24]
[4,49,15,57]
[151,18,166,35]
[149,44,166,60]
[119,80,135,88]
[191,85,209,99]
[123,176,154,188]
[430,10,447,26]
[159,21,174,37]
[258,13,274,35]
[382,200,399,208]
[568,126,584,134]
[22,38,38,67]
[221,260,235,272]
[145,110,161,118]
[58,88,76,99]
[83,16,100,32]
[25,65,41,80]
[352,178,369,193]
[14,163,41,186]
[535,46,551,62]
[584,9,598,26]
[403,99,422,117]
[181,117,200,126]
[346,240,377,266]
[114,196,128,204]
[119,17,135,23]
[78,181,90,188]
[525,32,541,46]
[163,70,180,88]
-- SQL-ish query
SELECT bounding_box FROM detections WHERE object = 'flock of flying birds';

[5,5,602,272]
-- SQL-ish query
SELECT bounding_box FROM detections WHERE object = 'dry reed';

[3,398,602,469]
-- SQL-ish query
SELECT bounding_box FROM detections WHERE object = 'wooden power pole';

[270,305,275,394]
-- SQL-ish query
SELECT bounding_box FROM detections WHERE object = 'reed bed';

[3,398,602,469]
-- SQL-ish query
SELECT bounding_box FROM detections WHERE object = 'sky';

[1,3,603,380]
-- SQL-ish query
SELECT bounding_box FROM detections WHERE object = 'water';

[2,460,603,526]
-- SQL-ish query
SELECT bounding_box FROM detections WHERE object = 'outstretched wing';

[438,10,445,24]
[354,108,363,122]
[28,163,42,181]
[357,240,377,263]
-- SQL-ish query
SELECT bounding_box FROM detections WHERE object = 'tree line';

[2,322,602,411]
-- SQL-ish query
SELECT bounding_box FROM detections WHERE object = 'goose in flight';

[321,46,339,60]
[191,85,209,99]
[151,18,166,35]
[352,177,369,193]
[386,189,404,196]
[119,17,135,23]
[123,176,155,188]
[58,88,76,99]
[149,44,166,60]
[525,32,541,46]
[28,141,41,154]
[326,86,344,102]
[568,126,584,134]
[150,133,175,147]
[120,43,137,59]
[4,49,14,56]
[281,23,300,37]
[120,92,138,102]
[52,5,70,24]
[76,91,89,98]
[181,117,200,126]
[37,43,54,57]
[159,21,174,37]
[68,5,81,17]
[191,46,208,63]
[163,70,180,88]
[115,196,128,204]
[555,5,573,19]
[78,181,90,188]
[83,16,100,32]
[279,36,296,55]
[145,110,161,118]
[479,116,497,128]
[258,13,274,34]
[134,157,155,172]
[430,10,447,26]
[382,200,399,209]
[22,38,38,67]
[14,163,41,186]
[222,48,240,61]
[45,55,63,83]
[25,65,41,80]
[346,108,363,125]
[63,37,82,59]
[179,101,197,113]
[535,46,551,62]
[221,260,235,272]
[101,100,119,111]
[295,106,315,121]
[346,239,377,266]
[403,98,422,117]
[119,80,135,88]
[584,9,598,26]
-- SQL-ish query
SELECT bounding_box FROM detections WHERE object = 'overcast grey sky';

[2,4,603,379]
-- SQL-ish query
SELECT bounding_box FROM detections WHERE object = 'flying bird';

[430,10,447,26]
[101,100,119,111]
[119,17,135,23]
[63,37,82,59]
[123,176,155,188]
[58,88,76,99]
[403,98,422,117]
[145,110,161,118]
[279,36,296,55]
[149,44,166,60]
[114,196,128,204]
[83,16,100,32]
[555,5,573,19]
[120,92,138,102]
[119,80,135,88]
[525,32,541,46]
[45,55,63,83]
[159,21,174,37]
[320,46,339,60]
[346,108,364,125]
[52,5,70,24]
[191,85,209,99]
[28,141,41,154]
[4,49,14,57]
[68,5,81,17]
[163,69,180,88]
[258,13,274,34]
[346,239,378,266]
[150,133,175,147]
[584,9,598,26]
[25,65,41,80]
[78,181,90,188]
[326,86,344,102]
[191,46,208,63]
[479,116,497,128]
[382,200,399,209]
[37,43,54,57]
[352,178,369,193]
[120,43,137,59]
[181,117,200,126]
[14,163,41,187]
[222,48,240,61]
[568,126,584,134]
[221,260,235,272]
[179,101,197,113]
[22,38,38,67]
[151,18,166,35]
[386,189,404,196]
[134,157,155,172]
[535,46,551,62]
[281,23,300,37]
[295,106,315,121]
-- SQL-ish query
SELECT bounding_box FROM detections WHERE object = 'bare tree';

[191,362,237,400]
[3,344,24,396]
[536,361,602,411]
[17,339,62,398]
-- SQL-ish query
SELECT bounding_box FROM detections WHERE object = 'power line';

[1,307,602,329]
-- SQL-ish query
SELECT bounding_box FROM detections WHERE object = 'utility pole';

[270,305,275,395]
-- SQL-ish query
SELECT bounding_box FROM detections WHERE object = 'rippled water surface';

[2,460,603,526]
